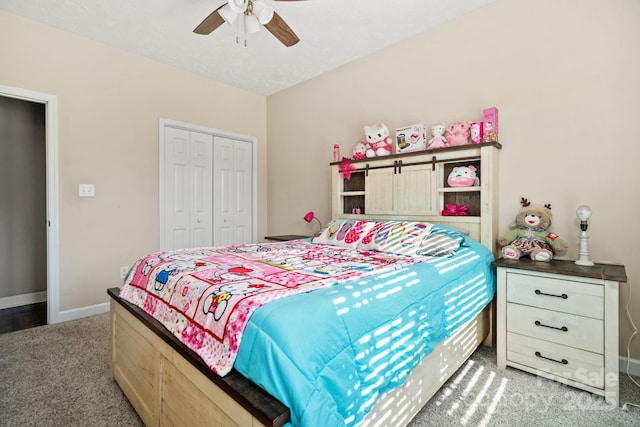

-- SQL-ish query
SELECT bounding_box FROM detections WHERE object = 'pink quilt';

[119,240,419,376]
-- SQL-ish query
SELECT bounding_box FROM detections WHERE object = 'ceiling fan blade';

[263,11,300,47]
[193,5,225,35]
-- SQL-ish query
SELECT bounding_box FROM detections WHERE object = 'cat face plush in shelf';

[447,165,479,187]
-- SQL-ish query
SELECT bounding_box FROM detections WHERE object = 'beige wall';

[0,10,268,312]
[267,0,640,358]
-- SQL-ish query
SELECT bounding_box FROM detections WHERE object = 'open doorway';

[0,96,46,332]
[0,84,59,328]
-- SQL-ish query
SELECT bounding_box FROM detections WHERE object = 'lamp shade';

[303,211,315,223]
[304,211,322,233]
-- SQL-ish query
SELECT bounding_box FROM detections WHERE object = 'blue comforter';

[234,230,495,426]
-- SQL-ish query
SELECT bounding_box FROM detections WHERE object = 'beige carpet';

[1,313,640,427]
[0,313,142,427]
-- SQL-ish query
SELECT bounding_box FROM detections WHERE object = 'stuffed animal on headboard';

[363,123,392,157]
[427,123,447,150]
[445,122,471,146]
[352,142,368,160]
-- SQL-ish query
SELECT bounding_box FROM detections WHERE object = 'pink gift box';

[482,107,499,143]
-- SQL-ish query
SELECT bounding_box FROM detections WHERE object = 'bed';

[110,222,495,426]
[109,144,500,427]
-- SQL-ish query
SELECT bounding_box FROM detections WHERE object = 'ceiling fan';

[194,0,303,47]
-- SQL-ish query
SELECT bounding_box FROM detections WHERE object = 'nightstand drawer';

[506,303,603,353]
[506,272,603,319]
[506,332,604,389]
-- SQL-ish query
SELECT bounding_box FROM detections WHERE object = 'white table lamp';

[575,205,594,266]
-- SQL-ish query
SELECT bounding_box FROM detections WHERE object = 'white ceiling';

[0,0,495,96]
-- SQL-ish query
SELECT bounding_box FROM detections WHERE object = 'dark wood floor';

[0,302,47,334]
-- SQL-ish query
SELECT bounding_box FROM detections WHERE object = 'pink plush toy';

[447,165,479,187]
[427,123,448,150]
[445,122,471,146]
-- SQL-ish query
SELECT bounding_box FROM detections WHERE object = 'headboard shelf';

[330,142,502,166]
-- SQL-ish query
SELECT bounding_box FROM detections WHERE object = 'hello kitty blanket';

[118,240,420,376]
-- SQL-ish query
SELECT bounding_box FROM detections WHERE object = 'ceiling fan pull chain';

[242,14,248,47]
[235,17,242,45]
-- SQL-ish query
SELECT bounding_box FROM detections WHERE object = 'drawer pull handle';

[535,289,568,299]
[534,320,568,332]
[535,351,568,365]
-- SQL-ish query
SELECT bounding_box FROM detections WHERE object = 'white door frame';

[0,84,60,324]
[159,118,258,249]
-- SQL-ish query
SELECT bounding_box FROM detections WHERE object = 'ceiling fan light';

[257,5,274,25]
[228,0,249,14]
[244,14,262,34]
[219,4,238,25]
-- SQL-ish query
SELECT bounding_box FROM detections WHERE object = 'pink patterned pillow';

[312,219,375,248]
[358,221,434,256]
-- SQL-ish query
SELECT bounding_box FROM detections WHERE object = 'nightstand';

[492,258,627,406]
[264,235,310,242]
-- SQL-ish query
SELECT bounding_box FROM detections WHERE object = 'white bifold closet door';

[213,136,253,246]
[163,127,213,250]
[163,127,253,250]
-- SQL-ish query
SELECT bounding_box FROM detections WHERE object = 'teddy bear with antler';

[498,197,569,262]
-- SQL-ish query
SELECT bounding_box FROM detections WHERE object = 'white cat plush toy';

[427,123,447,150]
[363,123,392,157]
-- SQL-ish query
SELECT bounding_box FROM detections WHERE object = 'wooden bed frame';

[108,288,289,426]
[108,143,500,426]
[109,288,489,427]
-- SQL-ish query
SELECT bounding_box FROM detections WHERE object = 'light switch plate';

[79,184,95,197]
